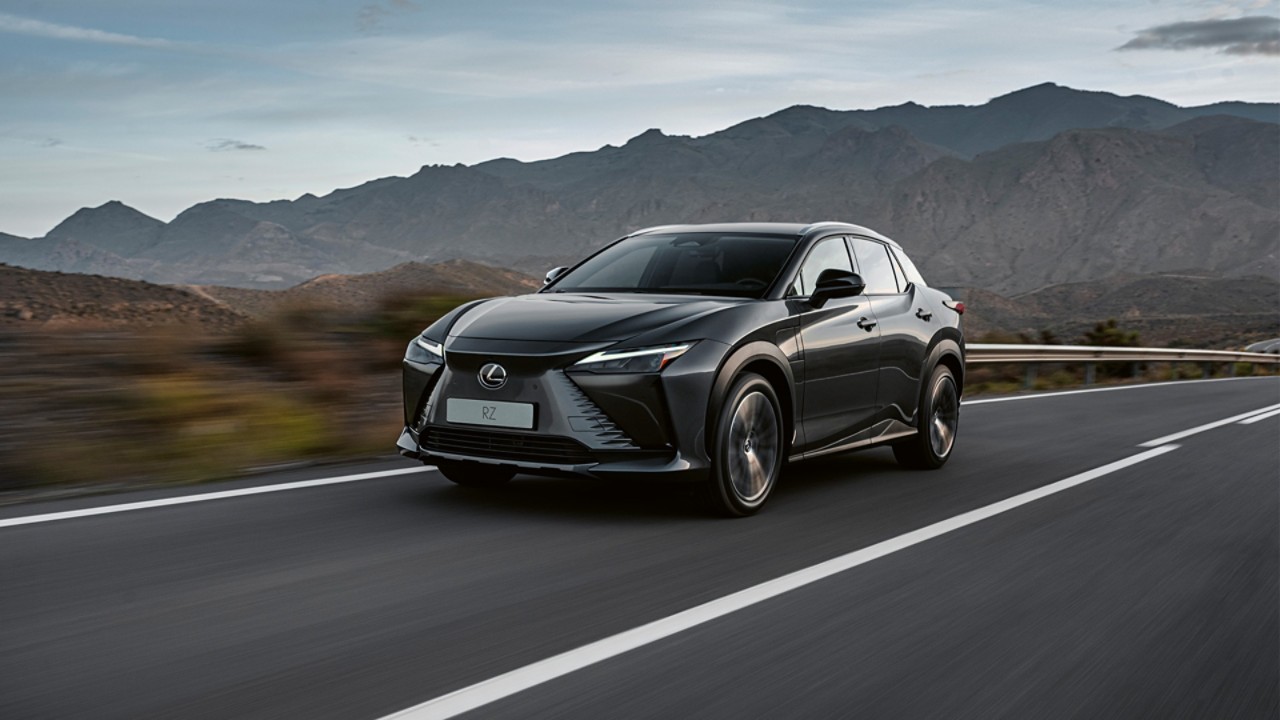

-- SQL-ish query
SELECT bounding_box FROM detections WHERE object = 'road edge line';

[0,466,436,529]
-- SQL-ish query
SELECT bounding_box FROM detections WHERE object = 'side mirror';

[810,269,865,308]
[544,266,569,286]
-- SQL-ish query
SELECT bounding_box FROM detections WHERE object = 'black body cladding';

[398,222,964,509]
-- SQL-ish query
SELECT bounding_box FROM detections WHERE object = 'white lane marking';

[379,445,1181,720]
[964,375,1277,406]
[1239,408,1280,425]
[0,466,435,529]
[1138,404,1280,447]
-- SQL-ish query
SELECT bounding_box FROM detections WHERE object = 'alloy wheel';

[929,374,959,459]
[726,390,780,503]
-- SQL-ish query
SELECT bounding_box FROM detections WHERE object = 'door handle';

[915,308,933,321]
[857,317,877,332]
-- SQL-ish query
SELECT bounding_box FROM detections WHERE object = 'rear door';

[848,237,931,425]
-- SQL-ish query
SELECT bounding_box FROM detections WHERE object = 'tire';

[893,364,960,470]
[435,460,516,488]
[703,373,784,517]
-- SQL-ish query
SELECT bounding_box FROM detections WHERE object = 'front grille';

[421,426,596,465]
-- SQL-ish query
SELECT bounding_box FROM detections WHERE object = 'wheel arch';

[707,342,796,456]
[924,332,965,401]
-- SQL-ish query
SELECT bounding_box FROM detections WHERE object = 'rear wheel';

[435,460,516,488]
[703,373,784,517]
[893,364,960,470]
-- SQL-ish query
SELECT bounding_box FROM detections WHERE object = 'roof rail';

[800,220,851,234]
[628,224,681,236]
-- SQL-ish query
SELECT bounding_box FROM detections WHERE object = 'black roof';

[629,221,901,248]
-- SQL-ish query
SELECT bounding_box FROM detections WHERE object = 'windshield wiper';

[653,288,716,296]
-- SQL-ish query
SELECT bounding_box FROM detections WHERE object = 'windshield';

[547,232,799,299]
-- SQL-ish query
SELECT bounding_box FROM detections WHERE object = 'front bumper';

[399,337,726,482]
[396,427,702,482]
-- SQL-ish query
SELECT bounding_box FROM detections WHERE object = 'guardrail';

[966,343,1280,387]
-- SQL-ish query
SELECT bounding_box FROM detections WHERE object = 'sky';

[1,0,1277,237]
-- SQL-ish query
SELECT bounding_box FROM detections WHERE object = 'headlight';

[405,336,444,364]
[571,343,694,374]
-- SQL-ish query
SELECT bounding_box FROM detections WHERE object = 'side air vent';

[552,372,640,450]
[412,371,442,433]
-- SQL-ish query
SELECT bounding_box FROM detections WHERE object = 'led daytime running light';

[573,343,693,371]
[415,337,444,358]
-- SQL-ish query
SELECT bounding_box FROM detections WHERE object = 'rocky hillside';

[0,260,537,331]
[0,263,247,330]
[2,84,1276,294]
[195,259,539,319]
[868,119,1278,291]
[958,273,1280,347]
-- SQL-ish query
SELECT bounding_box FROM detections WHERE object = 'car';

[397,222,965,515]
[1246,338,1280,355]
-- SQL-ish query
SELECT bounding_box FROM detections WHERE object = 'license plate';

[446,398,535,430]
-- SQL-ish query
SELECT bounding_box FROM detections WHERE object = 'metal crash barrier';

[966,344,1280,388]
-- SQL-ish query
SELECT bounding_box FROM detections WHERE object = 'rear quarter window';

[889,247,927,288]
[850,238,900,295]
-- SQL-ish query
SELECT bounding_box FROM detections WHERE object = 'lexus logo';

[478,363,508,390]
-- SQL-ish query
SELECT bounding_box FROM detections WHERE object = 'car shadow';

[781,447,912,488]
[411,475,707,522]
[408,447,921,521]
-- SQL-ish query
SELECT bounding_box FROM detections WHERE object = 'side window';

[789,236,854,297]
[889,247,928,288]
[850,238,901,294]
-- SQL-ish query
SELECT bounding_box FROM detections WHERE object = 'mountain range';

[2,82,1276,295]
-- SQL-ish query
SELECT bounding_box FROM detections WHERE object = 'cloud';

[41,138,63,148]
[0,12,176,49]
[357,0,419,34]
[208,139,266,152]
[1117,15,1280,55]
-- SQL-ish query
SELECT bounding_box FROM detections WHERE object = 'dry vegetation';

[0,292,483,493]
[0,259,539,494]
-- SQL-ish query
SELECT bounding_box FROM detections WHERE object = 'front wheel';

[893,364,960,470]
[703,373,784,517]
[435,460,516,488]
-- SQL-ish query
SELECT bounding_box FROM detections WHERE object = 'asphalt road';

[2,377,1277,720]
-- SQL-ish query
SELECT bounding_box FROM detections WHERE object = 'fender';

[918,331,966,413]
[705,341,798,456]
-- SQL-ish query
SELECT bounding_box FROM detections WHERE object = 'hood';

[447,293,744,344]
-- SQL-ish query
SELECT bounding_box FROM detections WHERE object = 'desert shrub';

[1080,319,1141,379]
[3,369,339,488]
[1082,318,1140,347]
[371,292,478,341]
[125,374,329,478]
[972,329,1024,344]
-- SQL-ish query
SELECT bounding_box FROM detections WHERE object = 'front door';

[792,236,882,453]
